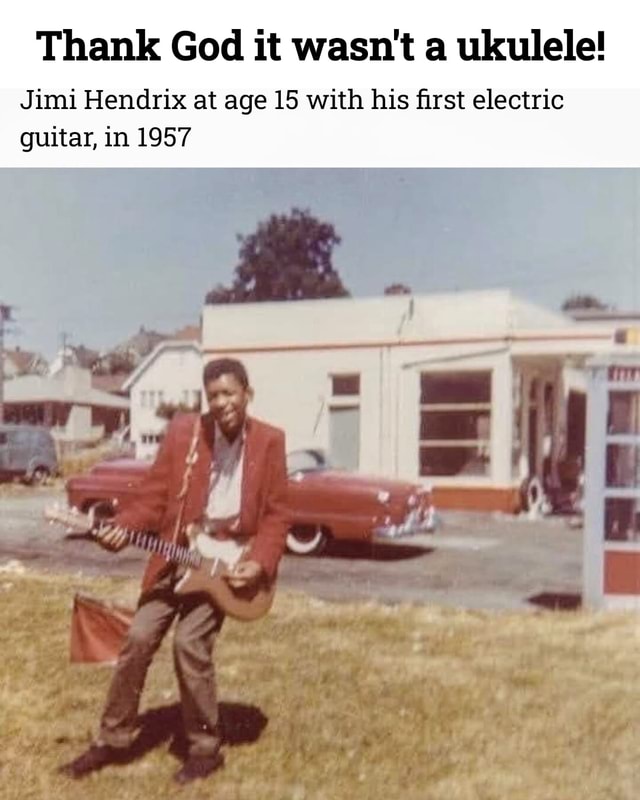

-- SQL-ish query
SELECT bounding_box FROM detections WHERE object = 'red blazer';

[115,412,289,593]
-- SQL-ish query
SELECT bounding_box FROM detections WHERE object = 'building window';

[141,432,164,445]
[193,390,202,408]
[140,391,147,408]
[419,370,492,477]
[332,374,360,397]
[149,390,156,408]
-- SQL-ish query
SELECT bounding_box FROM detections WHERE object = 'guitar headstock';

[44,502,91,533]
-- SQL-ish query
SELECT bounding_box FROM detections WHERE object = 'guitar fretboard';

[125,530,202,569]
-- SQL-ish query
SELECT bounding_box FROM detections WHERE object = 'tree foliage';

[561,293,609,312]
[206,208,349,304]
[92,351,137,376]
[384,283,412,296]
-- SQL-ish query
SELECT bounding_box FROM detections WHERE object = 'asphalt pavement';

[0,486,583,611]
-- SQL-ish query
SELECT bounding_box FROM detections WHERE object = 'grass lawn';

[1,569,638,800]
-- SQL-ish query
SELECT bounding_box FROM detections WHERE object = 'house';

[199,289,617,513]
[2,364,129,446]
[49,344,100,375]
[122,340,202,458]
[566,308,640,330]
[3,347,48,378]
[91,373,130,396]
[93,326,168,375]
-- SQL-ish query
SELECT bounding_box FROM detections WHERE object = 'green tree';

[384,283,412,296]
[206,208,349,303]
[561,293,609,312]
[92,351,136,376]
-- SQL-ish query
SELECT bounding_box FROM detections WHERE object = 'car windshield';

[286,449,329,475]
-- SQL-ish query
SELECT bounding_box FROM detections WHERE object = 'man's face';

[205,373,251,440]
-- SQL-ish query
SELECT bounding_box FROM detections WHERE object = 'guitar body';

[174,561,275,621]
[172,527,276,621]
[44,505,277,622]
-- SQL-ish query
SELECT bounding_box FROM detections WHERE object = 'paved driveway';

[280,510,582,611]
[0,487,583,611]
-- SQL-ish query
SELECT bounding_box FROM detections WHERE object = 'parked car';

[0,424,58,484]
[64,448,435,555]
[284,449,435,554]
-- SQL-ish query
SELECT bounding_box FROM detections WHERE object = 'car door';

[7,428,31,475]
[0,431,9,474]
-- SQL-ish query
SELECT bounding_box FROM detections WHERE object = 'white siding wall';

[193,293,591,493]
[129,345,202,459]
[232,348,383,471]
[207,343,514,486]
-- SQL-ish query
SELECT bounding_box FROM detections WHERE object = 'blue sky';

[1,169,637,359]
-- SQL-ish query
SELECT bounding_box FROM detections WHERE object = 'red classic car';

[65,448,436,555]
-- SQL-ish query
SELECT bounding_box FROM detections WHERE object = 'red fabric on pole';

[70,594,134,664]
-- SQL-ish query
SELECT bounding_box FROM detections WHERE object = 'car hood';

[290,468,429,496]
[89,458,151,476]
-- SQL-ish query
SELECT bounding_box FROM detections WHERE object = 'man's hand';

[94,524,129,552]
[226,559,263,589]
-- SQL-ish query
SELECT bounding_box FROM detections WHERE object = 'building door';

[329,406,360,470]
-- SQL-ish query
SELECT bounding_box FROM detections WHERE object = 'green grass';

[1,570,638,800]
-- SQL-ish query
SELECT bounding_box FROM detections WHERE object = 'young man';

[60,358,289,785]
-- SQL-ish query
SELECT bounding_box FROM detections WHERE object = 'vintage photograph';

[1,169,639,799]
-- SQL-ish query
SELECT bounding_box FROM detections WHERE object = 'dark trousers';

[97,572,224,758]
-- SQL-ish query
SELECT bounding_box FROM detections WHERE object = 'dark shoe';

[59,744,125,779]
[173,751,224,785]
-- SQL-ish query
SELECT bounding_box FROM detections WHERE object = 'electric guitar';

[44,504,275,622]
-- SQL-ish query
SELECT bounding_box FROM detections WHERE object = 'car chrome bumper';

[373,505,437,541]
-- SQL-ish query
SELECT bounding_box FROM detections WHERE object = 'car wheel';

[286,525,328,556]
[29,466,50,486]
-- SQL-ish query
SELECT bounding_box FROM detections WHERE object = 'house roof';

[201,289,618,360]
[4,348,46,373]
[91,373,130,395]
[117,326,168,358]
[172,323,201,342]
[122,340,201,391]
[202,290,568,346]
[4,372,129,409]
[72,345,100,369]
[568,309,640,322]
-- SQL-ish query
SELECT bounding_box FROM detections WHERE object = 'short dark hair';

[202,358,249,389]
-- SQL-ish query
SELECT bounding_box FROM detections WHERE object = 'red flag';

[70,594,134,664]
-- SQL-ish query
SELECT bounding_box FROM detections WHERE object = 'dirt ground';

[0,485,583,611]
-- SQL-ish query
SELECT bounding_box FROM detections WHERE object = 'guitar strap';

[172,415,202,545]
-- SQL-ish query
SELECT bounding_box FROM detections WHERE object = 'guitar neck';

[124,529,201,569]
[45,506,203,570]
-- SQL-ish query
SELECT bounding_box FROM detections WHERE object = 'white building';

[2,365,129,445]
[123,340,202,458]
[201,290,616,512]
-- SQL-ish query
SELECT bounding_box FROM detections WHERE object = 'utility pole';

[60,330,72,366]
[0,304,15,424]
